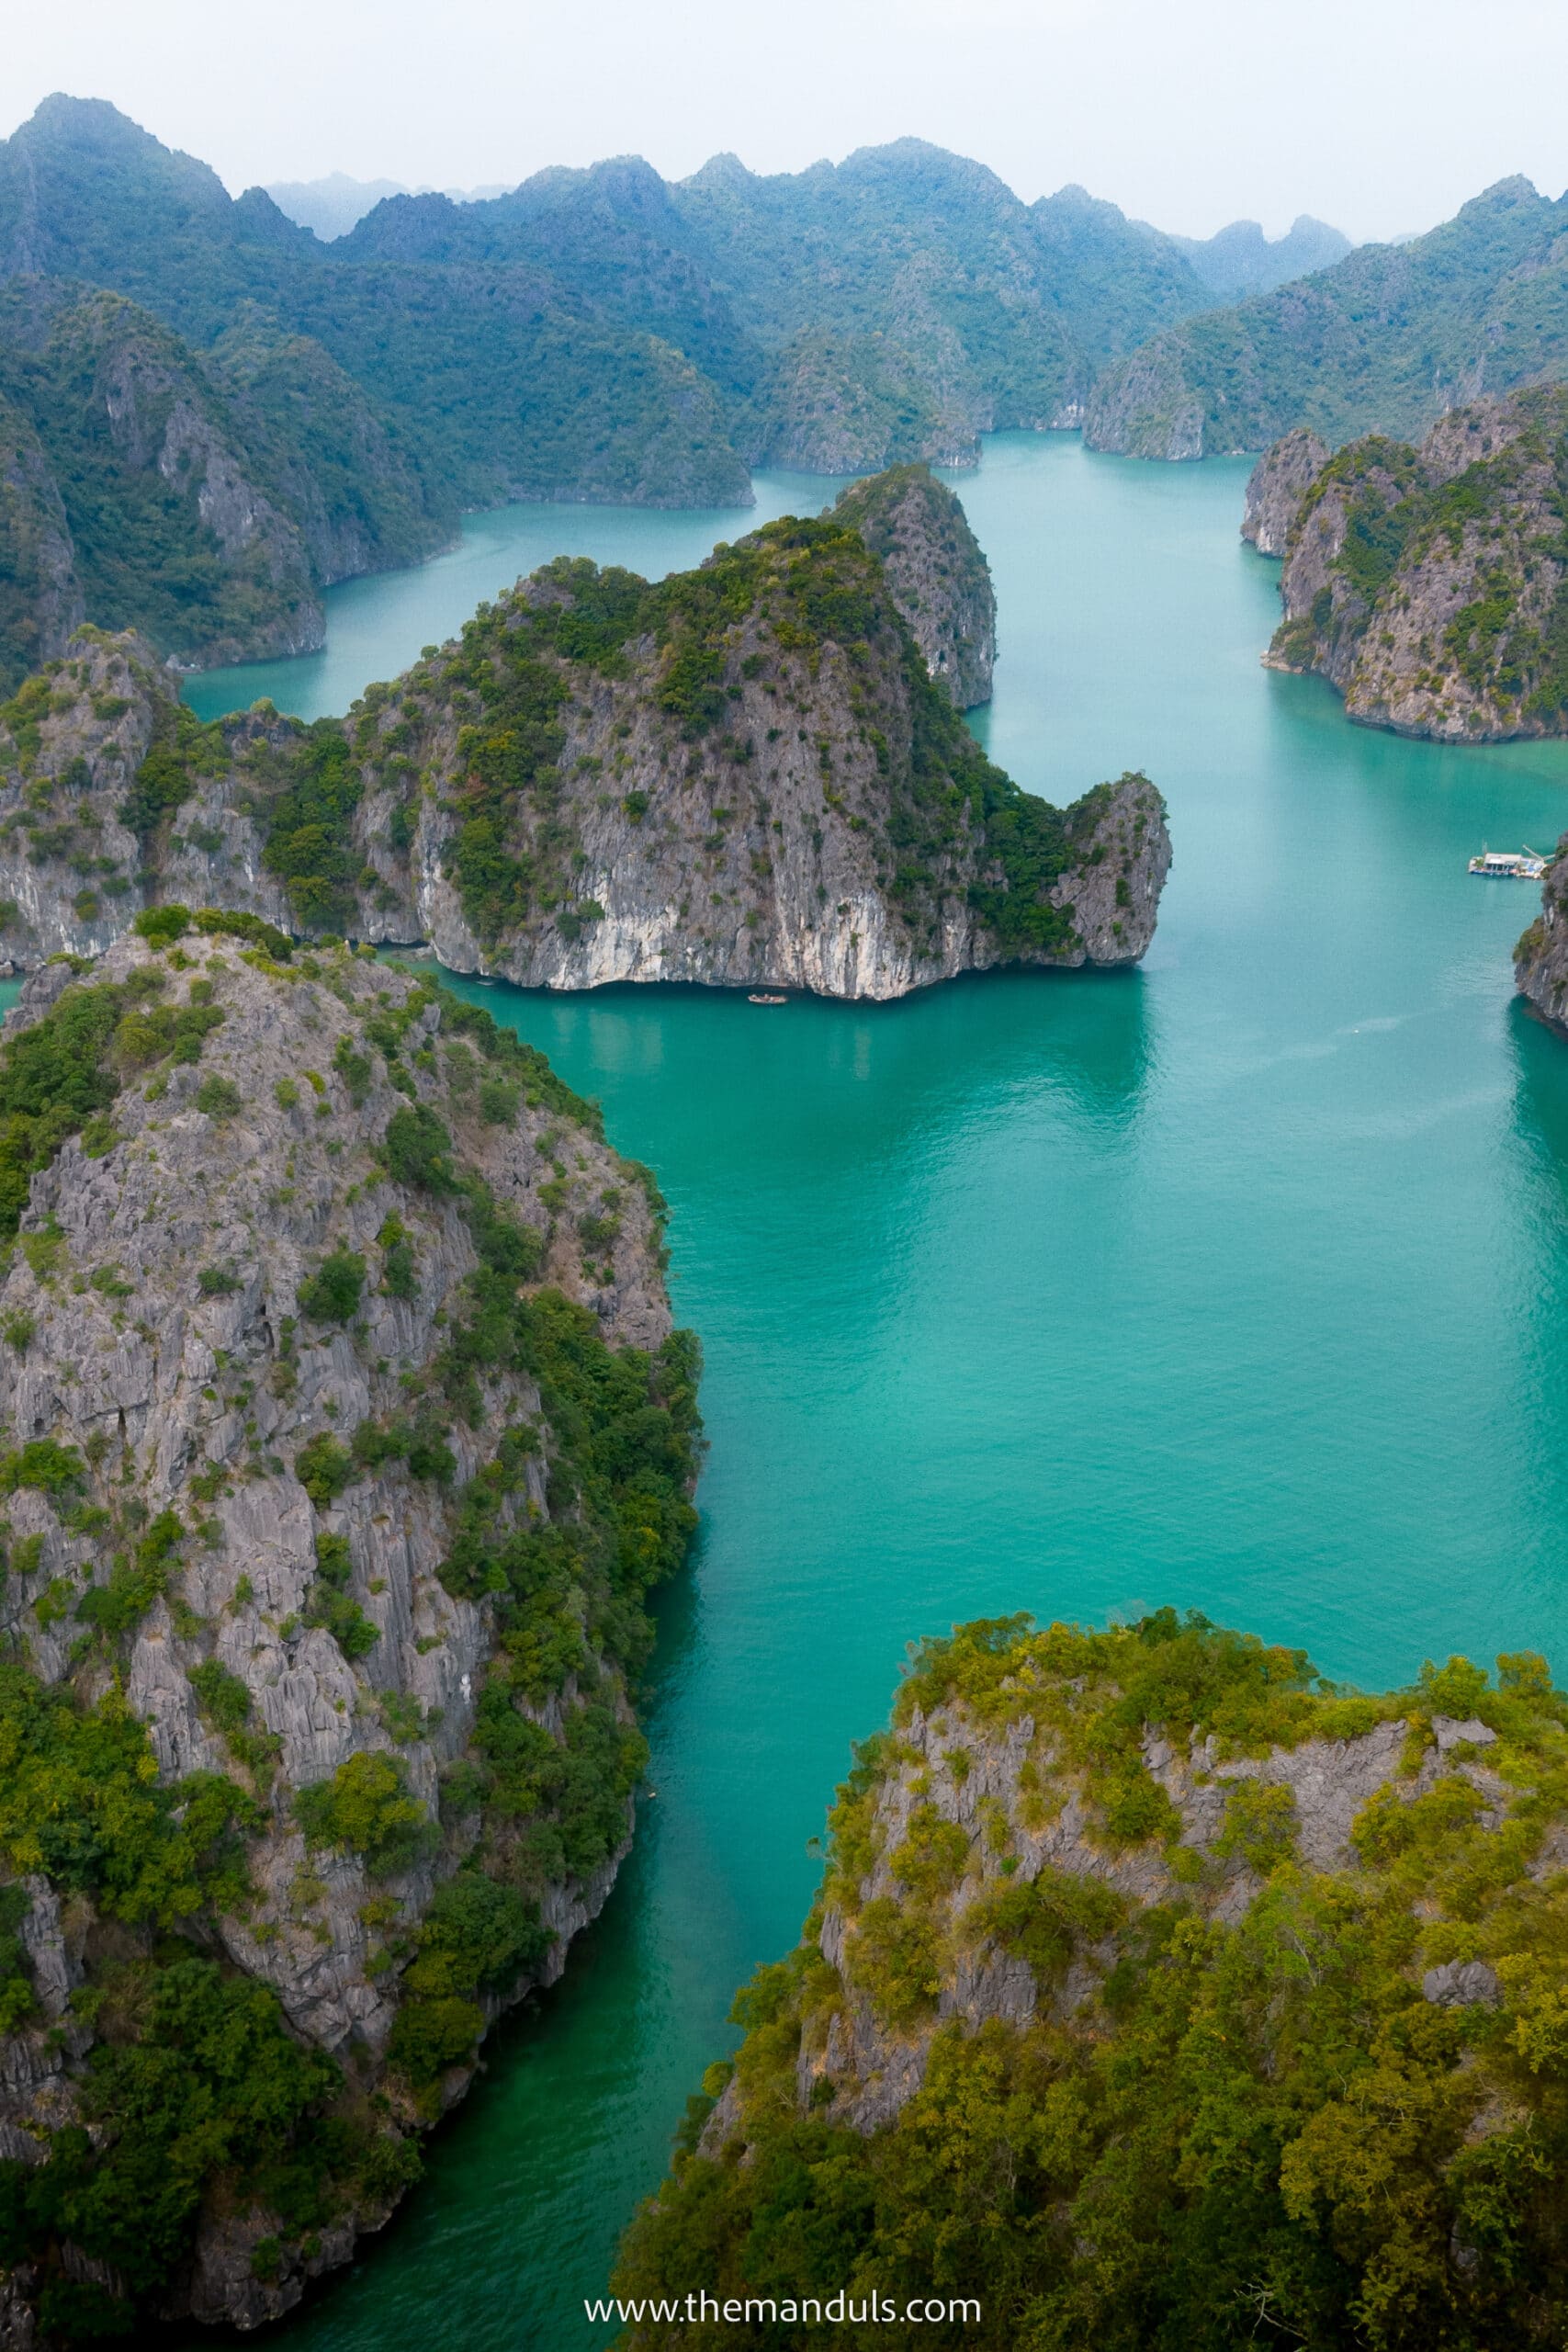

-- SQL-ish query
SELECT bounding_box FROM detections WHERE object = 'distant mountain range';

[1170,213,1352,298]
[1087,176,1568,458]
[266,168,1354,297]
[265,172,513,243]
[2,93,1566,695]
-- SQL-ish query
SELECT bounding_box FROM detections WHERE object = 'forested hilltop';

[0,491,1170,999]
[615,1611,1568,2350]
[1088,176,1568,461]
[1246,388,1568,742]
[0,928,702,2341]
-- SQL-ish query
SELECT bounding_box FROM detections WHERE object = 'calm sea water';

[169,434,1568,2350]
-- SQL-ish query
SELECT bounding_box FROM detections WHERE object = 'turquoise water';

[192,433,1568,2349]
[183,471,851,724]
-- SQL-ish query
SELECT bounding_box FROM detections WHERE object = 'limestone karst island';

[3,36,1568,2352]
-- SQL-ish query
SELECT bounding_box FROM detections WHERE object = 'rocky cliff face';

[1257,388,1568,741]
[831,464,995,707]
[1514,839,1568,1026]
[614,1613,1568,2347]
[0,399,82,687]
[0,281,451,694]
[1240,426,1328,555]
[1080,330,1209,460]
[0,506,1171,998]
[0,926,701,2339]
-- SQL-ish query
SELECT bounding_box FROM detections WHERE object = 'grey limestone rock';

[1241,428,1329,556]
[0,932,688,2328]
[1423,1960,1501,2007]
[832,464,996,707]
[783,1691,1529,2144]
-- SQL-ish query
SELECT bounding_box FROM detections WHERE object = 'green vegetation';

[133,902,294,959]
[378,1213,417,1299]
[194,1072,242,1119]
[74,1507,186,1642]
[0,1956,359,2338]
[260,725,365,929]
[188,1658,280,1779]
[298,1247,366,1323]
[302,1530,378,1661]
[1089,176,1568,458]
[388,1872,551,2088]
[421,1155,701,1895]
[0,962,221,1237]
[120,696,224,845]
[0,1664,260,1925]
[615,1612,1568,2350]
[295,1431,354,1505]
[295,1751,432,1876]
[381,1103,456,1192]
[0,1883,35,2032]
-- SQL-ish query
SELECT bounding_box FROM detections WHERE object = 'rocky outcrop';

[0,514,1171,998]
[776,1677,1510,2140]
[614,1615,1568,2346]
[1241,426,1328,555]
[1258,387,1568,741]
[832,464,995,707]
[1514,838,1568,1025]
[1082,331,1208,460]
[0,929,701,2335]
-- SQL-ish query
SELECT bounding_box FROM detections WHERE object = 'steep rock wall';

[831,464,995,707]
[0,930,701,2336]
[1240,426,1328,555]
[1515,838,1568,1026]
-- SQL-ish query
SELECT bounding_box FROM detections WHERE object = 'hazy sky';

[6,0,1567,243]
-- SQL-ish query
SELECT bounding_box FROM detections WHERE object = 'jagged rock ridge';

[1086,175,1568,462]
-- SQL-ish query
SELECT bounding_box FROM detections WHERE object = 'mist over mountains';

[265,173,513,243]
[265,165,1354,294]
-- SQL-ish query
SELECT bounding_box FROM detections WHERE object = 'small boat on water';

[748,992,789,1005]
[1468,846,1548,879]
